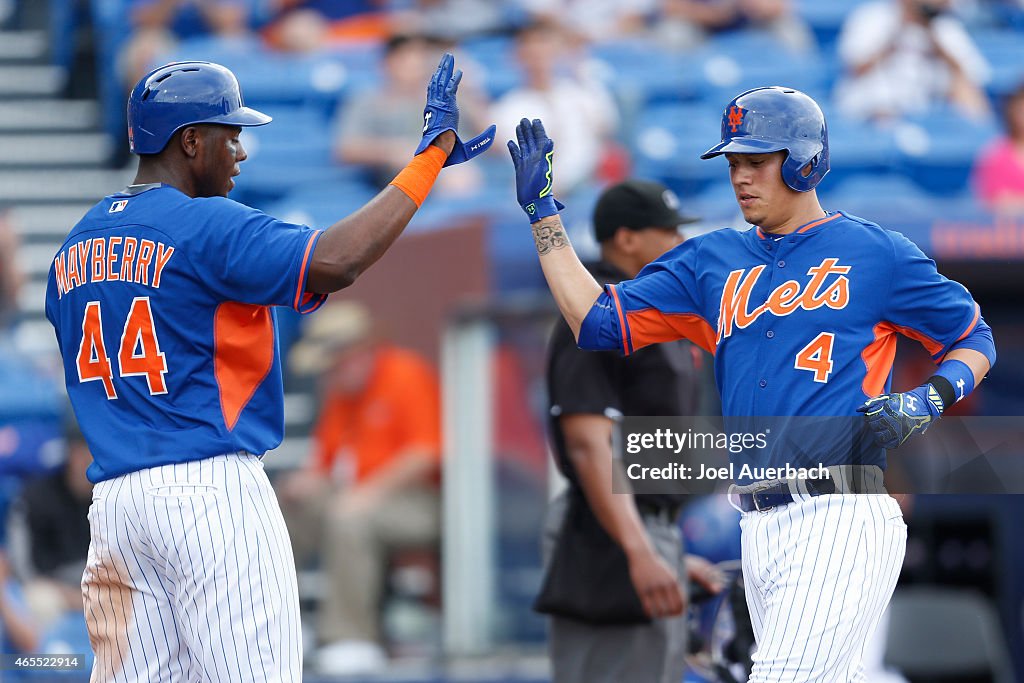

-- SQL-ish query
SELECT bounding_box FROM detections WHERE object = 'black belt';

[732,470,882,513]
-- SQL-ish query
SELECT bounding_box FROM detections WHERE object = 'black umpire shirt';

[547,260,701,512]
[7,469,91,583]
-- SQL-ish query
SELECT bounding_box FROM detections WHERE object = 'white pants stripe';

[740,494,907,683]
[84,454,302,683]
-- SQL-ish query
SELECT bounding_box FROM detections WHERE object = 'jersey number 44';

[77,297,168,399]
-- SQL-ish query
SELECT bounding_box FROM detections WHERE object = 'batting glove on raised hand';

[507,118,565,222]
[414,52,496,166]
[858,383,944,449]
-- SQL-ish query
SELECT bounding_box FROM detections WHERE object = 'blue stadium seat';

[589,40,704,106]
[631,102,727,197]
[460,36,522,100]
[791,0,862,48]
[229,104,364,205]
[262,181,378,230]
[818,174,942,219]
[972,29,1024,98]
[824,116,901,188]
[164,37,370,111]
[893,110,999,195]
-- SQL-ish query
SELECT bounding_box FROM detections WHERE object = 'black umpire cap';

[593,179,699,243]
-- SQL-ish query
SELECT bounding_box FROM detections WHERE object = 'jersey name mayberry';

[717,257,851,341]
[52,236,175,299]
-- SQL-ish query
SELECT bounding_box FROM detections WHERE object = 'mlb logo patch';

[109,200,129,213]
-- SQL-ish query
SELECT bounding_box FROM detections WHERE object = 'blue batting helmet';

[127,61,272,155]
[700,86,829,192]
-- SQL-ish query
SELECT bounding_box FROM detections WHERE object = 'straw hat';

[289,301,373,375]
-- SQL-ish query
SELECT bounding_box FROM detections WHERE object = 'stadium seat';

[459,36,522,100]
[884,587,1014,683]
[263,181,378,230]
[631,102,726,198]
[893,110,999,195]
[164,37,365,111]
[972,29,1024,98]
[791,0,863,48]
[824,116,901,188]
[589,40,704,106]
[817,174,938,219]
[229,104,365,206]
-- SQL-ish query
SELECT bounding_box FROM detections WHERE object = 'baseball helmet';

[700,86,829,192]
[127,61,272,155]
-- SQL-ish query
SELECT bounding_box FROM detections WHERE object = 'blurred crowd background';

[1,0,1023,681]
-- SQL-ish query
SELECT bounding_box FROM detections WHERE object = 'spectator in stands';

[0,547,39,656]
[0,214,22,331]
[333,33,486,192]
[972,82,1024,212]
[276,302,442,676]
[491,19,620,195]
[517,0,657,43]
[834,0,991,122]
[658,0,814,52]
[389,0,515,42]
[263,0,389,52]
[5,420,92,643]
[118,0,254,90]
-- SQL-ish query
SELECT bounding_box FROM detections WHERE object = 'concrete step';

[0,168,133,203]
[0,132,111,166]
[10,318,56,357]
[6,203,93,239]
[0,65,64,97]
[18,279,45,316]
[21,241,57,278]
[0,31,47,62]
[0,99,99,131]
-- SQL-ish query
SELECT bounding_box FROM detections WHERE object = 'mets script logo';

[728,105,745,132]
[717,258,851,342]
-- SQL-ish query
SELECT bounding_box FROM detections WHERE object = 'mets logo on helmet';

[728,106,745,133]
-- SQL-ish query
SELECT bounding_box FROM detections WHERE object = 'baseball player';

[508,86,996,682]
[44,55,493,682]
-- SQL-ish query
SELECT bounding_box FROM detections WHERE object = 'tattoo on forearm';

[532,218,569,255]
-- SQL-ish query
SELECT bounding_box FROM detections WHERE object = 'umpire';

[536,180,723,683]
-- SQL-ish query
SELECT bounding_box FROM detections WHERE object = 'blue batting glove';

[507,118,565,222]
[857,383,944,449]
[414,52,496,166]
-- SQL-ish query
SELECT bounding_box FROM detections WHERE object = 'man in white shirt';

[491,20,619,196]
[834,0,990,121]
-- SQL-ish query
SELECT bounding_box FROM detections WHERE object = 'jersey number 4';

[794,332,835,383]
[77,297,168,399]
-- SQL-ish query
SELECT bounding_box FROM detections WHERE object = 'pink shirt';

[972,137,1024,205]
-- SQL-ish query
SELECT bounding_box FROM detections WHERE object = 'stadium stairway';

[0,20,133,359]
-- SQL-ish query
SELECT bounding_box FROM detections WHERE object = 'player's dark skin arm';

[305,131,456,293]
[560,413,684,619]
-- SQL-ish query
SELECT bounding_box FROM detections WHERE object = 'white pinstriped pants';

[740,494,907,683]
[83,454,302,683]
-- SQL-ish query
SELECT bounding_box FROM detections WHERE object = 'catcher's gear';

[128,61,271,155]
[700,86,830,192]
[414,52,496,166]
[858,383,944,449]
[507,118,565,221]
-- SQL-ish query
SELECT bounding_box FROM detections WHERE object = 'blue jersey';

[579,211,982,470]
[44,184,326,483]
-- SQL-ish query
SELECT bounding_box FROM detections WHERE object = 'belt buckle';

[751,481,776,513]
